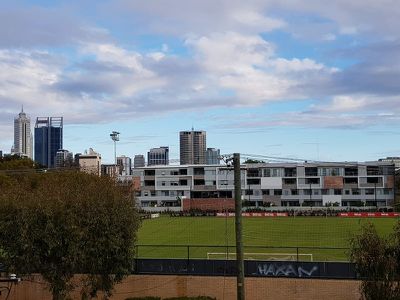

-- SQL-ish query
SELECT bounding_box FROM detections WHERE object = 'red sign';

[338,212,400,218]
[216,212,288,217]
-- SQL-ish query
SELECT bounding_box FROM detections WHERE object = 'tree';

[243,159,265,164]
[0,171,139,300]
[350,222,400,300]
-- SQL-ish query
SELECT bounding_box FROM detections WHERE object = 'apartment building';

[130,161,395,211]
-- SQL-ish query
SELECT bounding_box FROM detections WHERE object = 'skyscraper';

[13,107,33,158]
[34,117,63,168]
[206,148,220,165]
[148,146,169,166]
[117,155,132,175]
[134,154,145,168]
[180,130,206,165]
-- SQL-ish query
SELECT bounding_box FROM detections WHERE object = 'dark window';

[344,177,358,184]
[247,178,260,185]
[305,167,318,176]
[345,167,358,176]
[179,179,188,186]
[274,189,282,196]
[194,179,205,185]
[283,178,296,185]
[334,189,342,195]
[179,169,187,175]
[262,190,270,195]
[284,167,297,177]
[144,169,155,176]
[194,168,205,175]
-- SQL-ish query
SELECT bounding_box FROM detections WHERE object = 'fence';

[135,244,350,262]
[133,258,357,279]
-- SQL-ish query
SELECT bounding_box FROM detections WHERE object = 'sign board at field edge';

[216,212,289,217]
[339,212,400,217]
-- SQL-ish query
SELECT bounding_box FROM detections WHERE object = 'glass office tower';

[34,117,63,168]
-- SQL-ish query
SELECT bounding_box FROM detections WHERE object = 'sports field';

[136,216,398,261]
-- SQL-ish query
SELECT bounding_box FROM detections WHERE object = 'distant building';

[13,107,33,159]
[78,148,101,176]
[55,149,73,168]
[206,148,220,165]
[0,150,3,159]
[148,146,169,166]
[133,161,395,211]
[379,157,400,170]
[180,130,206,165]
[34,117,63,168]
[134,154,145,168]
[117,155,132,176]
[101,164,119,177]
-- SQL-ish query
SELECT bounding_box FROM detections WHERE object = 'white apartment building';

[129,161,395,211]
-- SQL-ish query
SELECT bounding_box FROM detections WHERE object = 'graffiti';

[256,263,318,277]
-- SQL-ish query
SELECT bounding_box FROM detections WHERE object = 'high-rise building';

[180,130,206,165]
[148,146,169,166]
[117,155,132,175]
[13,107,33,159]
[34,117,63,168]
[206,148,220,165]
[134,154,145,168]
[79,148,101,176]
[55,149,73,168]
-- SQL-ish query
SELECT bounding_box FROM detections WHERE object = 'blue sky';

[1,0,400,163]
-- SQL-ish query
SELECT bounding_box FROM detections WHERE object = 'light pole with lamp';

[110,131,120,176]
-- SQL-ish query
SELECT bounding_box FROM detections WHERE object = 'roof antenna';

[21,104,24,113]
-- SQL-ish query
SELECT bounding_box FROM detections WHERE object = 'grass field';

[136,216,398,261]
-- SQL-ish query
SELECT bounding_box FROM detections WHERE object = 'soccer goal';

[206,252,313,261]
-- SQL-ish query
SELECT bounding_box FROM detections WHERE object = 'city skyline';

[0,1,400,163]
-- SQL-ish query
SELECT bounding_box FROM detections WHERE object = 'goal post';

[206,252,313,261]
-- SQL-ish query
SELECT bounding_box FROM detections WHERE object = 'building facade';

[179,130,206,165]
[206,148,220,165]
[130,161,395,211]
[148,146,169,166]
[13,107,33,159]
[78,148,101,176]
[117,155,132,176]
[55,149,73,168]
[134,154,145,168]
[34,117,63,168]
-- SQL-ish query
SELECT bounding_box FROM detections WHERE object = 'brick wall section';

[182,198,235,211]
[4,275,361,300]
[324,176,344,189]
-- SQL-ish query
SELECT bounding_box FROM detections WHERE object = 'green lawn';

[136,216,398,261]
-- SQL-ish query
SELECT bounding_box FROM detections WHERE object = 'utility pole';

[233,153,245,300]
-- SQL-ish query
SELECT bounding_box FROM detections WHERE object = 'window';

[305,167,318,176]
[303,189,312,195]
[274,189,282,196]
[352,188,360,195]
[334,189,342,195]
[365,189,374,195]
[262,190,270,195]
[322,189,329,195]
[291,189,298,195]
[345,189,350,195]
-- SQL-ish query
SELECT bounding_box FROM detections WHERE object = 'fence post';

[296,247,299,262]
[187,245,190,274]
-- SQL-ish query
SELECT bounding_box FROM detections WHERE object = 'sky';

[1,0,400,164]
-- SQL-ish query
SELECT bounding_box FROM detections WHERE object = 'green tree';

[243,159,265,164]
[0,171,139,300]
[350,222,400,300]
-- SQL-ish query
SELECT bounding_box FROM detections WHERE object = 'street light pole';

[110,131,120,175]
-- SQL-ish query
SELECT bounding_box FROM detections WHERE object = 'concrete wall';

[3,275,361,300]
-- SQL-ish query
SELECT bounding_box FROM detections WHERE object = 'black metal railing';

[135,244,350,262]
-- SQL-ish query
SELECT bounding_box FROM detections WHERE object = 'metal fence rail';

[135,244,350,262]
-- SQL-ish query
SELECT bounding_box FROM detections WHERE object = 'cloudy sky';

[1,0,400,163]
